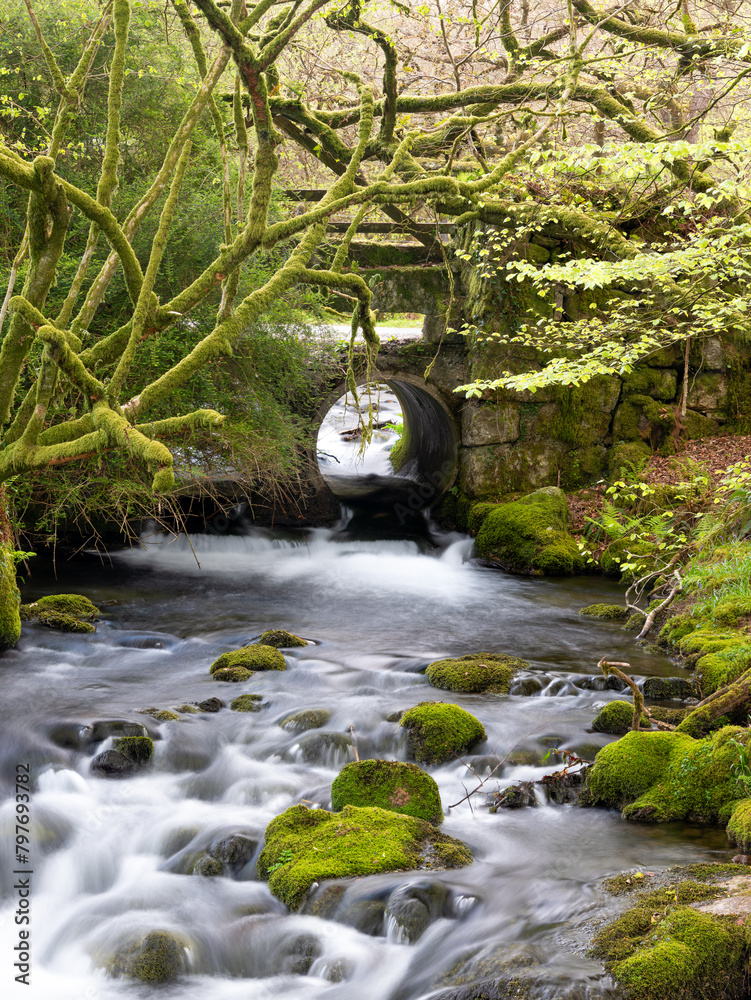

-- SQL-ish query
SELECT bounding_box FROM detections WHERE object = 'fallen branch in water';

[597,658,676,731]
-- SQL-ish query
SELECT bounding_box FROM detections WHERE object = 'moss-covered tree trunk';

[678,670,751,738]
[0,490,21,650]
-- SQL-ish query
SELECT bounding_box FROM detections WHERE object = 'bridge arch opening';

[316,378,458,520]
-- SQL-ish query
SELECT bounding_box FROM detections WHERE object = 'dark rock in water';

[90,720,150,743]
[385,880,449,943]
[48,721,93,750]
[336,896,388,936]
[490,782,538,810]
[541,769,588,805]
[90,749,138,778]
[210,833,257,867]
[510,675,544,696]
[279,933,321,975]
[642,676,698,701]
[107,930,188,983]
[192,854,224,877]
[291,730,354,765]
[386,710,404,722]
[280,708,331,732]
[196,697,224,712]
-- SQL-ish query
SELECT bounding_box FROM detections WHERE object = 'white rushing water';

[0,521,729,1000]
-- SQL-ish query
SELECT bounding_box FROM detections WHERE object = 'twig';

[349,724,360,762]
[597,658,676,731]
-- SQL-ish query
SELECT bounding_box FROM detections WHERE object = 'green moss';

[212,666,254,682]
[591,700,640,735]
[0,542,21,650]
[606,441,652,480]
[257,804,471,911]
[400,702,486,765]
[34,593,99,619]
[623,367,677,401]
[138,707,180,722]
[257,629,307,648]
[112,736,154,764]
[230,693,265,712]
[472,487,585,576]
[108,930,187,983]
[602,870,651,895]
[579,603,629,620]
[36,610,96,633]
[209,644,285,674]
[727,798,751,851]
[649,706,688,725]
[176,704,199,714]
[675,862,751,881]
[331,760,443,824]
[612,906,745,1000]
[588,726,751,827]
[280,708,330,731]
[425,652,528,694]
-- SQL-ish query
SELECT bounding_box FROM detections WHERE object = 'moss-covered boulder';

[426,652,528,694]
[230,693,265,712]
[280,708,331,731]
[587,727,750,827]
[471,487,585,576]
[400,702,486,765]
[257,803,471,910]
[331,760,443,824]
[35,593,99,619]
[258,629,307,648]
[36,611,96,633]
[212,666,253,682]
[579,603,629,620]
[113,736,154,765]
[591,701,638,735]
[108,930,188,983]
[20,593,99,634]
[727,798,751,852]
[209,644,285,675]
[138,707,180,722]
[591,876,746,1000]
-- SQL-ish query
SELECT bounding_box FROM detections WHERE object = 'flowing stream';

[0,515,731,1000]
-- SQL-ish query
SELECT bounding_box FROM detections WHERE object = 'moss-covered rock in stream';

[400,702,486,765]
[280,708,330,731]
[36,610,96,633]
[590,873,747,1000]
[579,604,629,620]
[192,854,224,877]
[107,930,189,983]
[212,666,254,682]
[257,803,471,911]
[257,629,308,648]
[209,644,285,675]
[586,727,751,829]
[113,736,154,765]
[471,487,585,576]
[35,593,99,619]
[331,760,443,824]
[138,707,180,722]
[426,652,528,694]
[591,701,639,735]
[230,693,265,712]
[21,593,99,634]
